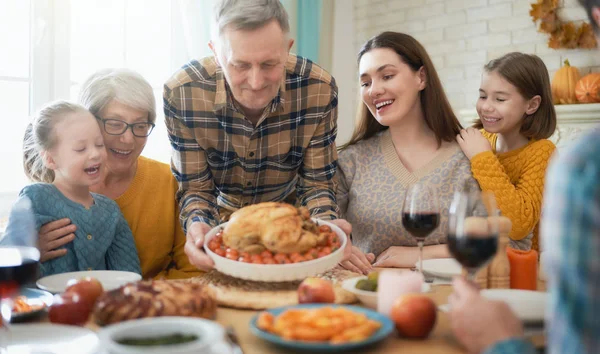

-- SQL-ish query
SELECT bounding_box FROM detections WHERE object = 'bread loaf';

[93,280,217,326]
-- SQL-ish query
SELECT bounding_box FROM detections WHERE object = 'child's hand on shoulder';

[456,128,492,160]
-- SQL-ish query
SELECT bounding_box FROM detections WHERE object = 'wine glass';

[447,191,499,281]
[0,197,40,352]
[402,184,440,275]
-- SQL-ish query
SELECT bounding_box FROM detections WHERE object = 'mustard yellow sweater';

[115,156,202,279]
[471,132,556,252]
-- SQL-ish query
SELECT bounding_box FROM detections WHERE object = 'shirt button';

[249,152,255,157]
[87,234,92,240]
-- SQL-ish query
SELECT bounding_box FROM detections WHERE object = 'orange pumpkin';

[551,59,581,104]
[575,73,600,103]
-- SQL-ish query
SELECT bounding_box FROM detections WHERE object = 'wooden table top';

[37,273,547,353]
[213,284,545,354]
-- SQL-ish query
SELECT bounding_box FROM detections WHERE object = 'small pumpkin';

[575,73,600,103]
[551,59,581,104]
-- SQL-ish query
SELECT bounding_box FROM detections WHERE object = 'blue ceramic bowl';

[249,303,394,352]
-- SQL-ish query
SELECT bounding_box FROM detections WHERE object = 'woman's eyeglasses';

[96,117,155,137]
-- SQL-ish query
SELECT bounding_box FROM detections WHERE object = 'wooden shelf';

[458,103,600,149]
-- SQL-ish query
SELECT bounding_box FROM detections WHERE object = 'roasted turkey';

[222,202,327,254]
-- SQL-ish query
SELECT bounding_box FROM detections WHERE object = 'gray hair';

[78,68,156,124]
[23,101,89,183]
[213,0,290,37]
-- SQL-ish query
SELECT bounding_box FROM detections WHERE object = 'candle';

[506,247,538,290]
[377,270,424,316]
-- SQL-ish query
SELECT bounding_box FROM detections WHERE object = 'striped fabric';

[164,54,339,231]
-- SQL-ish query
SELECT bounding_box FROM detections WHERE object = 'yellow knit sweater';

[115,156,202,279]
[470,132,556,252]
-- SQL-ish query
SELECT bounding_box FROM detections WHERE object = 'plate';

[439,289,547,323]
[5,323,99,353]
[36,270,141,293]
[10,288,53,322]
[481,289,547,323]
[98,316,225,354]
[203,218,348,282]
[341,276,431,309]
[249,304,394,352]
[419,258,462,279]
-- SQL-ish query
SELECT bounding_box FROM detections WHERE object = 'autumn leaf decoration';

[530,0,597,49]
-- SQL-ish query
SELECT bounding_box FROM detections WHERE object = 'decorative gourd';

[551,59,581,104]
[575,73,600,103]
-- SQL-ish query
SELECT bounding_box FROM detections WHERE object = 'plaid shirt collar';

[213,65,287,116]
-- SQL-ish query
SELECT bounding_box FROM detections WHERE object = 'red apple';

[390,294,437,339]
[297,277,335,304]
[65,277,104,308]
[48,292,92,326]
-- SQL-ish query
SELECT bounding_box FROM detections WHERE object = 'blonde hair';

[23,101,90,183]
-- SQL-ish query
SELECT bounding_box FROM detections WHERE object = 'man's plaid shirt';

[164,54,339,231]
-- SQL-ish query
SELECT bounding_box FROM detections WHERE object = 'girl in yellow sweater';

[457,52,557,252]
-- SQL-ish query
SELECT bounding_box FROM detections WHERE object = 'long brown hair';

[474,52,556,139]
[340,31,462,150]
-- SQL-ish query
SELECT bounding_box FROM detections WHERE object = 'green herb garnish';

[116,333,198,346]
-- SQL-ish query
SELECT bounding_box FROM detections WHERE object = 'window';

[0,1,31,195]
[0,0,215,195]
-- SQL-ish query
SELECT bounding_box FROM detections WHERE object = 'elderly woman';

[37,68,200,279]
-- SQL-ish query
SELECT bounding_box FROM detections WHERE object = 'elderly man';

[449,2,600,353]
[164,0,371,273]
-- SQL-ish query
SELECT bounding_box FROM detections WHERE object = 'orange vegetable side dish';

[208,224,341,264]
[12,296,44,313]
[256,307,381,343]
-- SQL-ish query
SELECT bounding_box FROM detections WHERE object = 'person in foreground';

[6,101,141,277]
[336,31,479,269]
[164,0,358,272]
[457,53,557,252]
[35,69,201,279]
[449,4,600,352]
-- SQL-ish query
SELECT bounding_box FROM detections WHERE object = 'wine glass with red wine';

[447,191,499,281]
[402,184,440,275]
[0,197,40,350]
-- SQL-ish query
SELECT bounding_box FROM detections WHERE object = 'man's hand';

[38,218,76,262]
[184,222,215,271]
[456,127,492,160]
[449,277,524,353]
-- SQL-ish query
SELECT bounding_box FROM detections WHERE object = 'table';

[212,284,545,354]
[40,280,546,353]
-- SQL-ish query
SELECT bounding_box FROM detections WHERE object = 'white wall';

[332,0,357,144]
[332,0,600,144]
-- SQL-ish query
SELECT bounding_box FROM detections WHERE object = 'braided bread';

[93,280,217,326]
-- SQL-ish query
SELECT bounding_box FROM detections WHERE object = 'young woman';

[337,32,479,269]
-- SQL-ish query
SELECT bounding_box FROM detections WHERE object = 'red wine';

[447,234,498,270]
[0,247,40,298]
[402,212,440,240]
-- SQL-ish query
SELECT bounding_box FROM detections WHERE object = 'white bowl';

[342,276,432,309]
[203,218,347,282]
[98,317,224,354]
